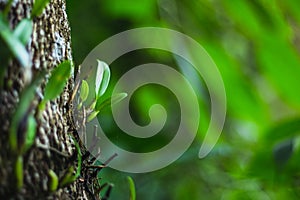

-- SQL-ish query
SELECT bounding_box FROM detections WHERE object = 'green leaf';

[95,60,110,98]
[127,176,136,200]
[3,0,14,17]
[80,80,89,102]
[73,137,82,179]
[44,60,71,101]
[31,0,51,18]
[10,71,45,152]
[0,13,30,67]
[256,35,300,107]
[60,166,75,187]
[264,117,300,143]
[95,93,127,112]
[13,18,33,45]
[87,110,99,122]
[60,136,82,187]
[15,156,23,190]
[21,114,37,154]
[48,169,59,192]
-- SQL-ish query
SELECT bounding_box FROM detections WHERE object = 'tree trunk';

[0,0,101,199]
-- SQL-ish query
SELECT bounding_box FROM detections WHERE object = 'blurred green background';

[67,0,300,199]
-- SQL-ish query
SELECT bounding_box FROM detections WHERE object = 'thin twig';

[36,144,70,158]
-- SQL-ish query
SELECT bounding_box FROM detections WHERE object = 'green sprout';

[60,136,82,187]
[87,110,99,122]
[15,156,23,190]
[88,92,127,121]
[95,92,128,112]
[78,80,89,109]
[82,60,127,122]
[31,0,51,18]
[48,169,59,192]
[127,176,136,200]
[20,113,37,154]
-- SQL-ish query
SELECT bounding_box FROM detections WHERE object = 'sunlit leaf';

[95,93,127,112]
[31,0,51,18]
[0,13,30,67]
[264,118,300,142]
[13,19,33,45]
[44,60,71,101]
[80,80,89,102]
[87,110,99,122]
[60,166,75,187]
[127,176,136,200]
[95,60,110,98]
[48,169,59,192]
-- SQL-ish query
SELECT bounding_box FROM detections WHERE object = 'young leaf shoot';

[127,176,136,200]
[95,93,128,112]
[48,169,59,192]
[31,0,51,18]
[78,80,89,109]
[60,137,82,187]
[95,60,110,98]
[21,114,37,154]
[80,80,89,102]
[87,110,99,122]
[15,156,23,190]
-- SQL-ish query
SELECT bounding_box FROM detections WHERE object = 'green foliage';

[78,80,89,109]
[2,0,13,17]
[15,156,23,190]
[273,140,293,167]
[39,61,71,110]
[48,169,59,192]
[80,80,89,102]
[44,61,72,101]
[80,61,127,122]
[95,92,127,112]
[0,13,30,67]
[21,113,36,154]
[87,110,99,122]
[9,71,45,153]
[0,13,32,86]
[67,0,300,199]
[95,59,111,98]
[60,137,82,187]
[13,19,33,45]
[31,0,51,18]
[127,176,136,200]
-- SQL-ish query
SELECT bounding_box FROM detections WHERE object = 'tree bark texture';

[0,0,98,199]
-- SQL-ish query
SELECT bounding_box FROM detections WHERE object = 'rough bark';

[0,0,101,199]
